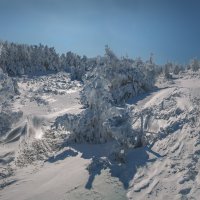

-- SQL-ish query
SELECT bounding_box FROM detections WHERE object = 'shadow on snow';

[47,149,78,163]
[68,142,162,190]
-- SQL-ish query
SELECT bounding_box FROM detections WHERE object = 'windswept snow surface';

[1,71,200,200]
[127,74,200,200]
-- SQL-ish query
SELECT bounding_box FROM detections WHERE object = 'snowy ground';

[127,75,200,200]
[1,72,200,200]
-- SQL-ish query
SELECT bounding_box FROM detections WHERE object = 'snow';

[1,144,127,200]
[1,58,200,200]
[127,76,200,200]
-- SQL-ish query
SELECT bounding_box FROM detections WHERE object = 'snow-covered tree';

[0,41,61,76]
[190,58,199,72]
[173,64,181,75]
[163,62,172,78]
[57,47,156,148]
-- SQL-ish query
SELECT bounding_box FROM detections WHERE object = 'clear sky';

[0,0,199,63]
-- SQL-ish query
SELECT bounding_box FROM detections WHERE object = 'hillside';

[0,68,200,199]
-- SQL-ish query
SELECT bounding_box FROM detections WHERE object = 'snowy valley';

[0,42,200,200]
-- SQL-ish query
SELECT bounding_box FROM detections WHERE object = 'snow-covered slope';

[127,74,200,200]
[1,71,200,200]
[0,72,82,188]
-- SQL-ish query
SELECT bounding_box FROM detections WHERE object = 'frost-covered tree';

[56,47,156,148]
[190,58,199,72]
[0,68,22,137]
[163,62,172,78]
[0,41,61,76]
[173,64,181,75]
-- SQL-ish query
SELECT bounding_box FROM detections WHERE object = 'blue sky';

[0,0,199,63]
